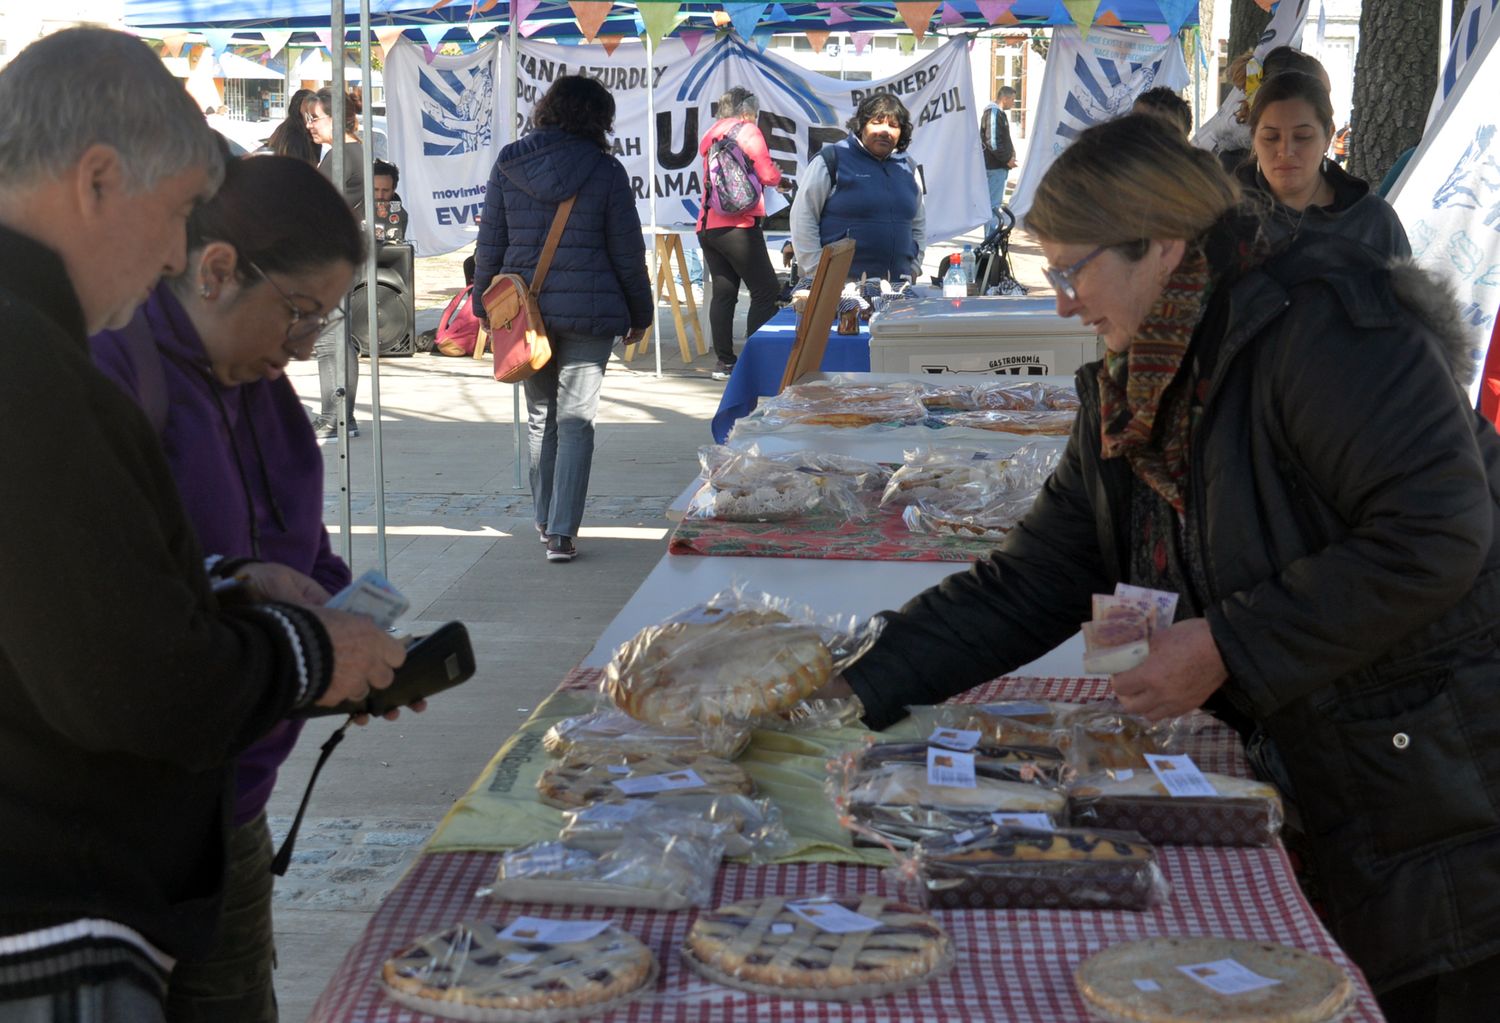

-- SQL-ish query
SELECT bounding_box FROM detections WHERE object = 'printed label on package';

[1177,958,1283,995]
[928,727,982,751]
[498,918,613,944]
[991,812,1055,830]
[611,769,706,795]
[786,900,881,934]
[927,746,978,789]
[1145,754,1219,798]
[575,801,649,823]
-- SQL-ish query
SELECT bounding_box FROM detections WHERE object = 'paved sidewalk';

[268,231,1054,1020]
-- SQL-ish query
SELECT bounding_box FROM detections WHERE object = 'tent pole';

[331,0,354,568]
[508,12,525,492]
[1190,29,1200,134]
[360,0,386,576]
[1440,0,1453,77]
[645,32,661,379]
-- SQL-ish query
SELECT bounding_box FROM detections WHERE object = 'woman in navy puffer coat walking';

[474,75,652,563]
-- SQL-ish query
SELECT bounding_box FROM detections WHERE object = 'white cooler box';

[868,296,1102,377]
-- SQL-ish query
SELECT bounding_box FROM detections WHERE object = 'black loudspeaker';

[350,242,416,357]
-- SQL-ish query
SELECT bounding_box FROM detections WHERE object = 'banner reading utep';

[386,38,505,257]
[511,33,988,244]
[1008,26,1190,218]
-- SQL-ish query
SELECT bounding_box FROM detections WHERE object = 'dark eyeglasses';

[1042,245,1108,302]
[245,260,342,344]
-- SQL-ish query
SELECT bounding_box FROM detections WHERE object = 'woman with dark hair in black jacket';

[262,88,317,164]
[473,75,652,563]
[819,114,1500,1021]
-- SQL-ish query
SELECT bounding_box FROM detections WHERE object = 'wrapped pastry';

[1068,767,1285,847]
[942,408,1076,435]
[904,823,1168,912]
[685,445,869,523]
[542,709,751,761]
[559,792,790,861]
[535,750,753,809]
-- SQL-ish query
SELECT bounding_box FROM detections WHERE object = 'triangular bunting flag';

[898,33,917,54]
[1254,0,1273,10]
[515,0,542,28]
[752,30,772,52]
[681,28,708,54]
[1154,0,1195,33]
[639,1,680,47]
[894,2,940,41]
[827,6,853,25]
[805,29,830,52]
[1061,0,1103,38]
[725,3,769,42]
[712,10,731,27]
[851,30,873,54]
[425,0,454,10]
[479,0,502,11]
[600,34,624,54]
[940,2,965,26]
[420,24,449,48]
[421,44,437,64]
[468,22,497,42]
[1142,22,1173,42]
[260,29,292,59]
[314,29,333,52]
[375,28,406,59]
[1096,10,1123,27]
[975,0,1015,23]
[569,0,612,41]
[162,32,189,58]
[202,30,234,56]
[770,3,790,22]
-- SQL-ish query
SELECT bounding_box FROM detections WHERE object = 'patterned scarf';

[1096,244,1211,515]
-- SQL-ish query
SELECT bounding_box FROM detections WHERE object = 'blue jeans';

[524,330,614,539]
[985,167,1010,235]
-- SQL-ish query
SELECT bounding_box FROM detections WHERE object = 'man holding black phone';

[0,29,405,1022]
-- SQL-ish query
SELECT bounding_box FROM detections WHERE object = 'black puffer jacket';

[1236,159,1411,259]
[472,127,652,337]
[845,234,1500,992]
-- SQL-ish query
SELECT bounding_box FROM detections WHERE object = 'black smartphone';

[301,621,476,717]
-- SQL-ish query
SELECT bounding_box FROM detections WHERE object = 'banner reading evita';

[387,34,988,256]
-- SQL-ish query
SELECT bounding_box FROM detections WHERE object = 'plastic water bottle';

[961,244,976,285]
[942,254,968,298]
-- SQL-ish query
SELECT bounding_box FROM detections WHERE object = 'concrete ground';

[268,229,1053,1021]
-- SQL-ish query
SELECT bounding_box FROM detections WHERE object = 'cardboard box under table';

[869,296,1102,377]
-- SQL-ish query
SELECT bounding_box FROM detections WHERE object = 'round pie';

[381,920,655,1020]
[682,895,952,1000]
[605,606,833,728]
[535,751,753,809]
[1075,937,1354,1023]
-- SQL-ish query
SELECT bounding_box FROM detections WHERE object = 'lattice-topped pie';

[535,750,753,809]
[380,920,654,1021]
[682,895,952,1000]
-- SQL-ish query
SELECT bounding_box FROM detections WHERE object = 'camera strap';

[270,718,352,876]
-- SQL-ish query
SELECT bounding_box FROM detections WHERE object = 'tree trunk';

[1228,0,1272,63]
[1349,0,1439,185]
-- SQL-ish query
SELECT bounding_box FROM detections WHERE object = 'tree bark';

[1228,0,1272,63]
[1349,0,1439,185]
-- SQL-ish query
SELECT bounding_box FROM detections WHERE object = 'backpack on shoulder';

[705,124,762,216]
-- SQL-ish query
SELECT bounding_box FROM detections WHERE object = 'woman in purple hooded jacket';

[91,155,362,1022]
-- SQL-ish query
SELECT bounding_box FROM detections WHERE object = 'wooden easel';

[622,233,708,365]
[778,238,856,391]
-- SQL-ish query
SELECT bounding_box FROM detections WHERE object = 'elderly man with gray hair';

[0,28,404,1022]
[695,86,785,379]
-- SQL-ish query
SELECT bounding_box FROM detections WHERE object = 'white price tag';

[928,727,982,751]
[771,922,795,935]
[1145,754,1220,798]
[786,900,881,934]
[1132,979,1162,992]
[575,801,649,824]
[926,746,977,789]
[611,769,707,795]
[953,829,980,845]
[1114,769,1135,782]
[498,917,612,944]
[980,701,1050,718]
[991,812,1055,830]
[1177,958,1283,995]
[505,952,539,965]
[605,765,632,775]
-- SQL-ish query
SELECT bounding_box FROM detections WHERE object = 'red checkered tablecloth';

[308,675,1385,1022]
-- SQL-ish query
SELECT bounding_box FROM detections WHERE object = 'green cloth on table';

[427,688,897,866]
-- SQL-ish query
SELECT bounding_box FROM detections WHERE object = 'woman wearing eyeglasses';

[89,155,362,1022]
[817,115,1500,1019]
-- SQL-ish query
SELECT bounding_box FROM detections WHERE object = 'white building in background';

[0,0,123,69]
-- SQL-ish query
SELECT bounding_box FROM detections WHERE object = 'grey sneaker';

[536,523,548,544]
[711,361,734,381]
[545,535,576,562]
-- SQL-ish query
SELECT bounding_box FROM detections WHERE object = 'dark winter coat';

[844,233,1500,992]
[472,127,652,338]
[1236,159,1410,259]
[0,225,331,961]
